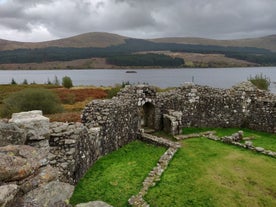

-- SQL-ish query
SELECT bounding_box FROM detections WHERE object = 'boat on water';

[126,71,137,73]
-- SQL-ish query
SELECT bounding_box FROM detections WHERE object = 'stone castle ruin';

[0,82,275,206]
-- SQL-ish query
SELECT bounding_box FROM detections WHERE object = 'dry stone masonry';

[0,112,74,207]
[0,81,275,206]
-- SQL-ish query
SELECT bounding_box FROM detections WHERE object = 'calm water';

[0,67,275,93]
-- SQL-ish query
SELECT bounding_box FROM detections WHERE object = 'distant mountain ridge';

[0,32,127,51]
[151,35,276,52]
[0,32,276,52]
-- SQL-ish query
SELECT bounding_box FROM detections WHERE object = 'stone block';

[76,201,113,207]
[20,181,74,207]
[0,145,47,182]
[0,121,26,147]
[9,110,50,141]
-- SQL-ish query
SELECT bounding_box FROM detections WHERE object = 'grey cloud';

[0,0,276,41]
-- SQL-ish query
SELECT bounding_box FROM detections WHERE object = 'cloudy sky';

[0,0,276,42]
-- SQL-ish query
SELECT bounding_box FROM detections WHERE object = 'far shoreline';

[0,65,272,71]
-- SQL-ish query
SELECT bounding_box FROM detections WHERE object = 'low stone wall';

[129,133,181,207]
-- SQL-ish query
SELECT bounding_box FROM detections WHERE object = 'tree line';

[106,53,184,67]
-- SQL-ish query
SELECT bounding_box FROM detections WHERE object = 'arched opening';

[142,102,155,129]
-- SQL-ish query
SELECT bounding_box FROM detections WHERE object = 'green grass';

[145,138,276,207]
[182,127,276,151]
[69,140,166,206]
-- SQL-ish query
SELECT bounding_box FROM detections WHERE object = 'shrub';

[106,82,131,99]
[11,78,17,85]
[248,73,270,90]
[47,78,52,85]
[62,76,73,89]
[107,85,121,99]
[22,79,28,85]
[1,88,63,117]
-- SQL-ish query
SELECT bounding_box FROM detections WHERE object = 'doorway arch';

[142,102,155,129]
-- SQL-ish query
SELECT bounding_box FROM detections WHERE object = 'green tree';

[47,78,52,85]
[54,76,60,85]
[22,79,28,85]
[62,76,73,89]
[11,78,17,85]
[0,88,63,117]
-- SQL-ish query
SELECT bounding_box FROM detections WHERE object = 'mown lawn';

[145,138,276,207]
[69,140,166,206]
[183,127,276,152]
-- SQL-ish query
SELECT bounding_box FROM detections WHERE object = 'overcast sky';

[0,0,276,42]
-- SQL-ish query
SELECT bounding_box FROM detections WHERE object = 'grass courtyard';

[70,129,276,207]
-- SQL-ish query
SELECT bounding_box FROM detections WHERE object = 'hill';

[0,32,276,68]
[1,32,276,52]
[151,35,276,52]
[0,32,127,51]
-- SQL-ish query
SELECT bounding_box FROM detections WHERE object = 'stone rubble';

[175,131,216,140]
[204,131,276,158]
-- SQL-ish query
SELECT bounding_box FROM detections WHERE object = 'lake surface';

[0,67,275,93]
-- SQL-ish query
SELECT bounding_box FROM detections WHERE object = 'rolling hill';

[0,32,276,52]
[0,32,276,69]
[0,32,127,51]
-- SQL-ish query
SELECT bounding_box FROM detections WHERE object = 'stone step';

[139,132,181,148]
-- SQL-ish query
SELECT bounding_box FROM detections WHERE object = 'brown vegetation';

[53,88,107,103]
[46,112,82,122]
[48,87,108,122]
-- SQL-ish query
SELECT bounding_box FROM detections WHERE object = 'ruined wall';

[70,85,157,183]
[157,82,275,133]
[72,82,274,183]
[49,122,108,184]
[1,82,275,190]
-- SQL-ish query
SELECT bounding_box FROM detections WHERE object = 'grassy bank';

[70,141,166,206]
[145,138,276,207]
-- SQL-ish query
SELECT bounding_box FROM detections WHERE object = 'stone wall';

[0,111,74,207]
[1,82,275,206]
[156,82,275,133]
[77,81,275,183]
[31,85,160,184]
